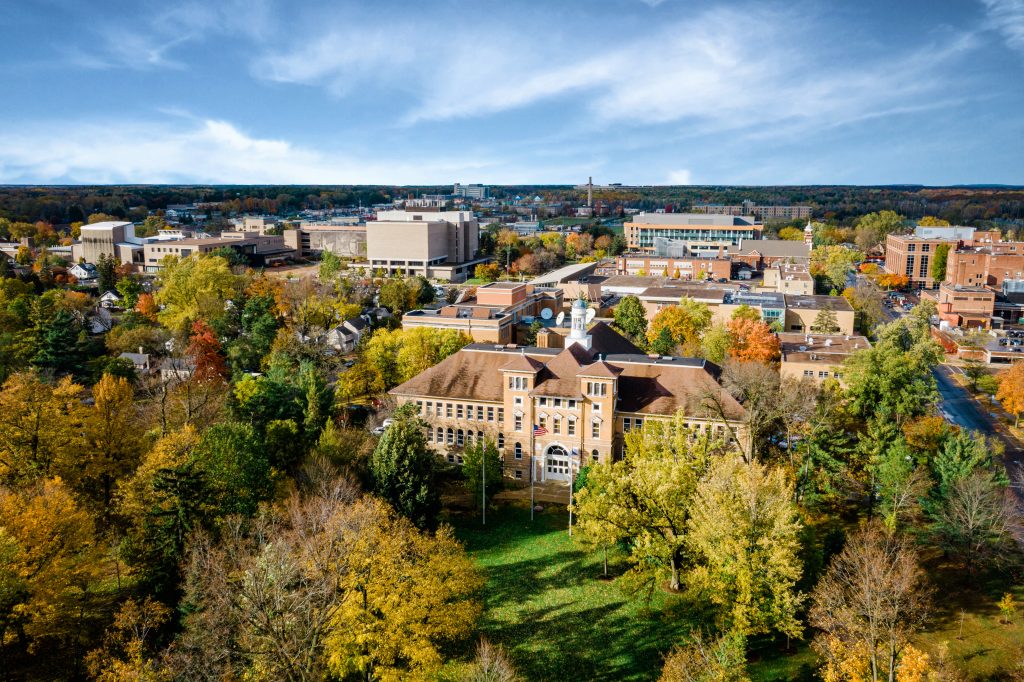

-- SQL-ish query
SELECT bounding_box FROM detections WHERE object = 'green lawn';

[450,501,1024,680]
[450,502,811,681]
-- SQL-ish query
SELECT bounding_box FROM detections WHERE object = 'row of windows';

[431,427,506,450]
[416,400,503,423]
[537,397,577,408]
[509,376,529,390]
[621,417,645,431]
[586,381,608,397]
[803,369,843,379]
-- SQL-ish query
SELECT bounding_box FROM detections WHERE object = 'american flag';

[533,424,547,436]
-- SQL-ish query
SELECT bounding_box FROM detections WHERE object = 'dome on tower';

[573,297,588,310]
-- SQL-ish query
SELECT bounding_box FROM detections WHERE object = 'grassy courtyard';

[449,501,813,681]
[450,501,1024,681]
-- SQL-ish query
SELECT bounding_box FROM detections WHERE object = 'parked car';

[371,425,386,435]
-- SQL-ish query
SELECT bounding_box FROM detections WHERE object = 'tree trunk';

[603,545,608,577]
[669,555,680,591]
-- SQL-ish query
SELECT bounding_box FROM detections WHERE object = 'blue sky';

[0,0,1022,185]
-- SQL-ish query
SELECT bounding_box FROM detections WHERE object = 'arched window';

[514,442,523,459]
[478,430,485,443]
[591,449,600,462]
[446,428,454,445]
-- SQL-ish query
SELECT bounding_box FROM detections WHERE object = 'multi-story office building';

[884,226,1003,289]
[778,333,871,386]
[78,221,136,264]
[453,183,489,200]
[760,264,815,295]
[390,299,747,478]
[945,245,1024,289]
[693,201,812,221]
[615,253,732,281]
[624,213,762,252]
[367,209,486,282]
[284,222,367,258]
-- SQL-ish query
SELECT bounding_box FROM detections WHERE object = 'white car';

[371,426,386,435]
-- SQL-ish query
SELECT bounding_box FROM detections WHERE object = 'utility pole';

[482,445,486,526]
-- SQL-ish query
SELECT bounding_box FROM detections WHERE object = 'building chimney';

[588,177,593,208]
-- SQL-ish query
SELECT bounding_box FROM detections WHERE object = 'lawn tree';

[369,403,440,529]
[872,439,929,533]
[572,464,622,579]
[703,360,783,462]
[658,632,750,682]
[613,295,648,341]
[996,361,1024,426]
[462,439,503,518]
[810,524,932,682]
[464,639,520,682]
[687,458,804,639]
[573,413,714,591]
[961,357,988,392]
[928,470,1017,573]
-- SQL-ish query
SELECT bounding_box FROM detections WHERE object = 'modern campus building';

[366,209,488,282]
[614,253,732,281]
[883,226,1001,289]
[624,213,762,253]
[284,221,368,259]
[390,299,747,480]
[453,183,489,200]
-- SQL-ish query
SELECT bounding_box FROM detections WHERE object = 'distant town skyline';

[1,0,1022,185]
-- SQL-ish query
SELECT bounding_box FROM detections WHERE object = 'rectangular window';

[514,415,523,431]
[568,400,576,409]
[623,417,632,432]
[498,408,504,423]
[498,433,504,449]
[487,407,494,422]
[553,417,561,434]
[457,431,464,446]
[567,419,576,436]
[446,403,452,418]
[905,255,915,276]
[592,403,601,414]
[539,397,547,406]
[539,416,547,431]
[417,401,423,413]
[477,406,484,420]
[515,470,523,479]
[818,371,828,378]
[554,398,562,407]
[514,397,523,407]
[457,405,464,419]
[803,370,814,377]
[635,418,644,431]
[592,421,600,438]
[447,430,454,445]
[466,405,474,421]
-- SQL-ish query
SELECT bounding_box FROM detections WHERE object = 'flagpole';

[530,425,535,521]
[482,441,486,526]
[568,450,574,537]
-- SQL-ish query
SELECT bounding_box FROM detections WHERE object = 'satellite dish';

[556,312,565,326]
[585,308,596,324]
[541,307,553,320]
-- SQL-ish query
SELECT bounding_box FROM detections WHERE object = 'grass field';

[450,501,1024,681]
[450,502,811,681]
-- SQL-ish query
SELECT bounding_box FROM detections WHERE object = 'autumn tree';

[727,318,780,364]
[78,373,143,523]
[854,211,906,253]
[464,639,520,682]
[700,323,732,364]
[687,458,804,638]
[647,297,712,354]
[810,524,932,682]
[614,295,648,341]
[0,478,104,652]
[659,632,750,682]
[0,372,85,485]
[319,250,342,281]
[810,305,841,334]
[573,413,715,590]
[85,598,171,682]
[996,362,1024,426]
[186,319,228,383]
[155,254,239,333]
[475,262,501,282]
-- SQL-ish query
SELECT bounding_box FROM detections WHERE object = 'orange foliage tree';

[996,362,1024,426]
[187,320,228,383]
[727,318,781,365]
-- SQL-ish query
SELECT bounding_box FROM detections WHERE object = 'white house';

[69,263,98,282]
[98,290,123,309]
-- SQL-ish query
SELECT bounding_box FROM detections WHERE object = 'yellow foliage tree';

[79,374,143,522]
[0,372,85,485]
[996,362,1024,426]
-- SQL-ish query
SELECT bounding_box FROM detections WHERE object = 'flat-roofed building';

[638,286,728,319]
[945,246,1024,289]
[883,225,997,289]
[779,332,870,386]
[625,213,762,252]
[284,222,367,259]
[783,294,856,335]
[693,201,812,221]
[615,253,732,281]
[929,283,996,329]
[79,221,135,264]
[401,282,562,344]
[716,291,787,327]
[367,209,485,282]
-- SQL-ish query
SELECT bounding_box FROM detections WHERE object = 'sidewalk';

[495,480,573,505]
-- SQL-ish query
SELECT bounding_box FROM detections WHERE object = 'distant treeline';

[1,184,1022,227]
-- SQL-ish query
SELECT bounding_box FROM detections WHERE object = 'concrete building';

[237,216,280,234]
[625,213,762,252]
[284,222,367,259]
[401,282,562,344]
[367,209,486,282]
[141,234,293,271]
[389,306,746,478]
[79,221,136,264]
[453,183,489,200]
[779,332,870,386]
[638,286,728,319]
[693,201,812,221]
[615,253,732,281]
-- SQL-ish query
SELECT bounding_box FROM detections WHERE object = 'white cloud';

[982,0,1024,51]
[252,3,972,142]
[0,116,590,184]
[666,169,693,185]
[0,118,448,184]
